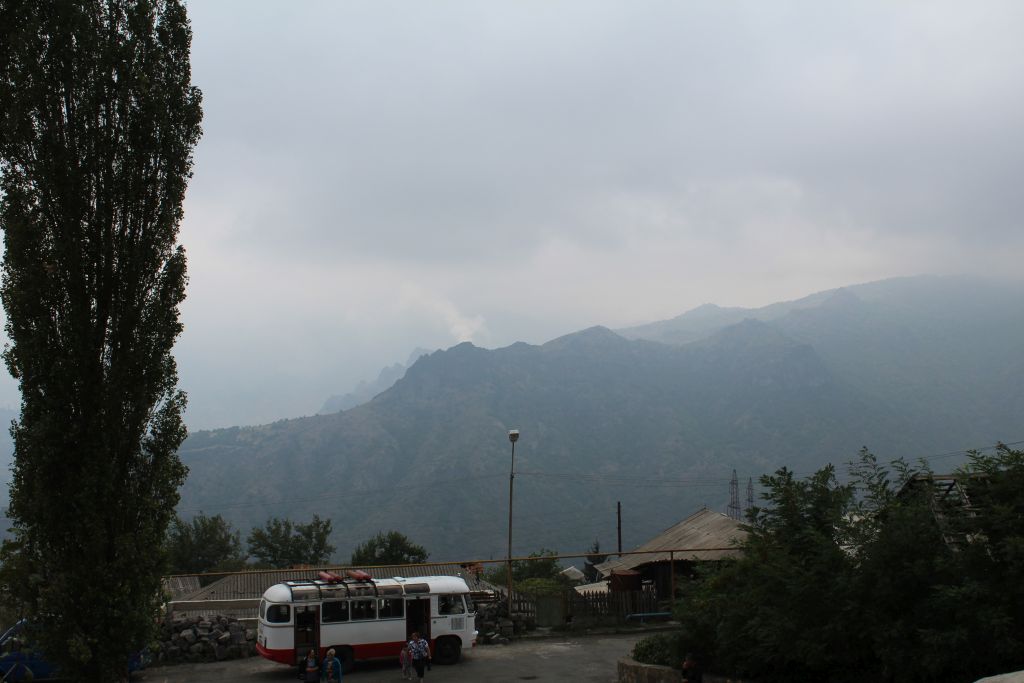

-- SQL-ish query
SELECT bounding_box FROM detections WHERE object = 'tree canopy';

[483,547,563,589]
[166,513,245,575]
[350,530,428,566]
[247,516,335,568]
[672,446,1024,683]
[0,0,202,679]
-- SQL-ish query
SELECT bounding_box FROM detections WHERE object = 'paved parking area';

[139,631,646,683]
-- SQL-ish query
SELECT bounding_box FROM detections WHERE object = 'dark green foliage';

[631,632,686,668]
[678,466,869,682]
[0,0,201,679]
[514,548,560,581]
[166,513,245,574]
[678,446,1024,683]
[483,548,561,586]
[858,444,1024,682]
[247,516,335,568]
[349,530,428,566]
[515,577,567,597]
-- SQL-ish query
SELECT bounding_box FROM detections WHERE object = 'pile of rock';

[151,615,257,664]
[474,601,531,644]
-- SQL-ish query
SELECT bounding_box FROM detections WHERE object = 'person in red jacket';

[682,652,703,683]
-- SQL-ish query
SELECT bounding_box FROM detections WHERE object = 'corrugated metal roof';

[596,508,747,575]
[573,580,609,594]
[162,575,201,601]
[176,564,494,602]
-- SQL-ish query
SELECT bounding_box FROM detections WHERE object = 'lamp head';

[508,429,520,443]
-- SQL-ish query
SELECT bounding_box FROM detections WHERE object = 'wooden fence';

[568,586,660,622]
[487,586,538,619]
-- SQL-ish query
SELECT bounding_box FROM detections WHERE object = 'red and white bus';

[256,571,477,672]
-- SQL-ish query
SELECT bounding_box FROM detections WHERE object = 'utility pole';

[506,429,519,618]
[617,501,622,556]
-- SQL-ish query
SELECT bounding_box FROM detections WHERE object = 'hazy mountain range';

[172,275,1024,562]
[1,275,1020,561]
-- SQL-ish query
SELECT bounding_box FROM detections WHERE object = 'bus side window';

[378,597,404,619]
[322,600,349,623]
[439,595,465,615]
[350,599,377,621]
[266,604,291,624]
[259,599,267,620]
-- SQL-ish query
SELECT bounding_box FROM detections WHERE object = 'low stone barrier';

[152,614,257,665]
[618,657,681,683]
[617,657,753,683]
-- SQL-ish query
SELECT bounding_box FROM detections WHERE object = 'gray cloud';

[2,1,1022,426]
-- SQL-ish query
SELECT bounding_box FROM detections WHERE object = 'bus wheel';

[338,647,355,673]
[434,636,461,664]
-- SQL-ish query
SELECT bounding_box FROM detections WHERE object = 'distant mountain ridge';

[175,275,1024,562]
[318,347,433,414]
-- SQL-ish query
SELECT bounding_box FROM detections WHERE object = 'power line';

[516,470,732,487]
[915,439,1024,462]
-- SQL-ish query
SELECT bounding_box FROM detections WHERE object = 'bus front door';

[406,597,431,641]
[294,605,319,660]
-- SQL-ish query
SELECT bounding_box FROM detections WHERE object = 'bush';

[631,632,685,668]
[517,577,567,597]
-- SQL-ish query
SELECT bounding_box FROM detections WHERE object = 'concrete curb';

[511,622,681,641]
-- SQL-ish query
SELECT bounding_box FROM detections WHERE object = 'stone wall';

[152,615,257,665]
[617,657,753,683]
[617,657,682,683]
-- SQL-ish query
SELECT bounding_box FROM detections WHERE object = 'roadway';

[139,631,646,683]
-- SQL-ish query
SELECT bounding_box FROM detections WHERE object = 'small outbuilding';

[558,565,586,583]
[596,507,746,599]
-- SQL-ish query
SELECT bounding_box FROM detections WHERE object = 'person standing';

[407,631,431,681]
[321,647,342,682]
[300,649,320,682]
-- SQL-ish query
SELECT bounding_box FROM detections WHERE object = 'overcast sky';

[3,1,1024,429]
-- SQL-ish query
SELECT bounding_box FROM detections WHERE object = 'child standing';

[399,644,412,680]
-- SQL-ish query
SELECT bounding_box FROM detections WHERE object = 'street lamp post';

[506,429,519,618]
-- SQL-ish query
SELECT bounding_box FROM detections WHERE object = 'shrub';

[631,632,685,668]
[517,577,567,597]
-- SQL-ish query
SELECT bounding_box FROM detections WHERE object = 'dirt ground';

[138,631,647,683]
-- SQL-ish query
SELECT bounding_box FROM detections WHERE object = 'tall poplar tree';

[0,1,202,679]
